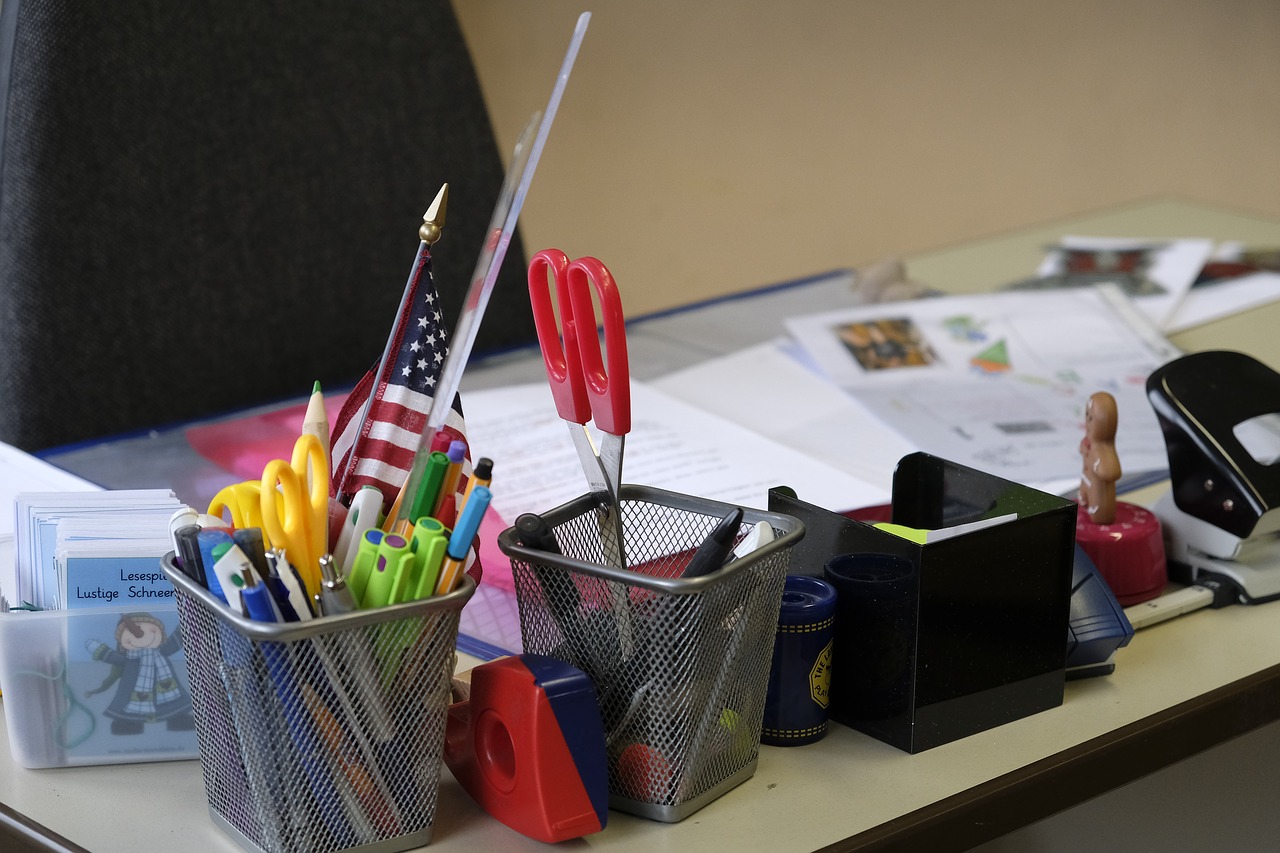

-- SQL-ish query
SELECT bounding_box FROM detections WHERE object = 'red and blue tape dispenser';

[444,653,608,842]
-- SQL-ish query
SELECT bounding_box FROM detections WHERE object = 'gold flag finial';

[419,183,448,245]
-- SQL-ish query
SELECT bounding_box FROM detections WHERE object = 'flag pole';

[334,185,448,504]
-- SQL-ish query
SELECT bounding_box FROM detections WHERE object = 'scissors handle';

[292,433,330,569]
[567,257,630,436]
[529,248,592,424]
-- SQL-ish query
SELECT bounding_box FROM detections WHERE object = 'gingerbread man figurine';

[1073,389,1165,605]
[1079,391,1122,524]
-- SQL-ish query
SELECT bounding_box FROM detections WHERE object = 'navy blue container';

[761,575,836,746]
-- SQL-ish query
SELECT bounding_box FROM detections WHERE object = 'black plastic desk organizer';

[497,485,804,823]
[161,554,475,853]
[770,453,1076,754]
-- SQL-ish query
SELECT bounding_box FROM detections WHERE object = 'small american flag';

[330,246,467,507]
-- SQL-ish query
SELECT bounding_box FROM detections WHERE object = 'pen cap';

[347,527,385,604]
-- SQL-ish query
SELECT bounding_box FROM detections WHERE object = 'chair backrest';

[0,0,535,451]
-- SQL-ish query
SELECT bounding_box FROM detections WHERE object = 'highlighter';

[362,533,412,609]
[347,529,384,605]
[406,518,449,601]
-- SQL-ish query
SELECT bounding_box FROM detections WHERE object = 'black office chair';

[0,0,536,452]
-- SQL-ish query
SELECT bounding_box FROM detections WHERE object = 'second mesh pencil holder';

[161,554,474,853]
[498,484,804,822]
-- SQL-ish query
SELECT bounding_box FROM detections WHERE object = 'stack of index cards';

[13,490,184,611]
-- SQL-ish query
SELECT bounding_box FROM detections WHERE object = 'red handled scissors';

[529,248,631,567]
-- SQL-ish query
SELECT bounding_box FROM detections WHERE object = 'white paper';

[459,380,890,520]
[782,287,1178,487]
[1,442,100,603]
[1165,271,1280,333]
[1,442,99,538]
[1031,235,1213,330]
[652,340,915,490]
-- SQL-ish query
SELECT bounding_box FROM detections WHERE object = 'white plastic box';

[0,603,199,767]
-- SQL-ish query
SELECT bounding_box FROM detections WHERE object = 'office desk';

[7,199,1280,852]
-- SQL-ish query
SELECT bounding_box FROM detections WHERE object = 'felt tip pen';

[335,486,382,575]
[682,507,744,578]
[434,485,491,596]
[432,440,468,518]
[457,457,493,519]
[232,527,271,578]
[407,450,450,525]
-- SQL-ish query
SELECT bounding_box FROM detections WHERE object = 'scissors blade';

[567,424,618,515]
[566,424,634,658]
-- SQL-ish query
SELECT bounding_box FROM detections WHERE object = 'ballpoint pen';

[240,571,358,847]
[267,547,314,621]
[172,523,207,587]
[318,554,358,615]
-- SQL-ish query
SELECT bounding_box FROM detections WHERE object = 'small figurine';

[1074,391,1166,606]
[1079,392,1122,524]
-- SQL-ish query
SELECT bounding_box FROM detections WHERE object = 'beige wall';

[455,1,1280,316]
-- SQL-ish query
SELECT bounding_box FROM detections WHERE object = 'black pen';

[515,512,582,619]
[173,523,207,587]
[682,507,743,578]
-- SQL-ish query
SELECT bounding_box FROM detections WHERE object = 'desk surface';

[8,198,1280,853]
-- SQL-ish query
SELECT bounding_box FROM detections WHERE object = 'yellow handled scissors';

[260,433,329,596]
[207,480,265,531]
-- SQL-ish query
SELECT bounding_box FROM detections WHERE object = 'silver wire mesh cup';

[498,485,803,822]
[161,554,474,853]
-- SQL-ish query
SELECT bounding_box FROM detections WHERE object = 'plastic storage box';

[0,603,199,767]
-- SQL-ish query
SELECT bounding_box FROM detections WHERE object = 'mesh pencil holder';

[497,484,804,823]
[161,554,474,853]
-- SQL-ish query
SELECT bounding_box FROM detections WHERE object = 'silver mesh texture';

[166,561,472,853]
[505,487,798,818]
